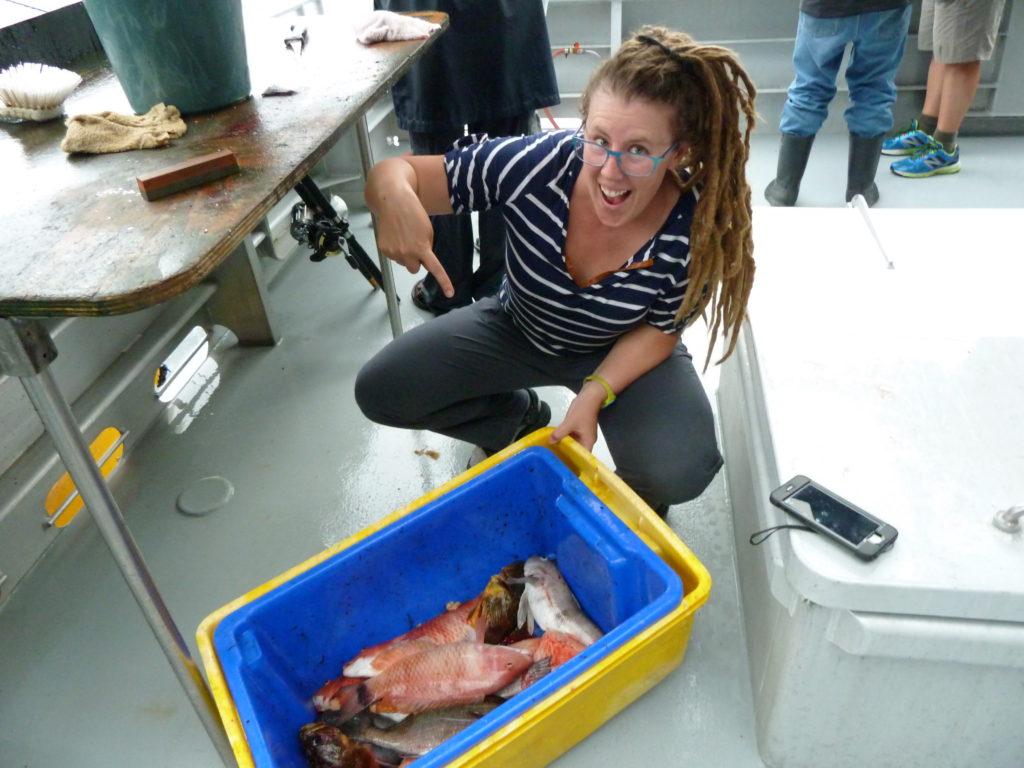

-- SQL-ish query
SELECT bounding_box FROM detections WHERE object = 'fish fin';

[522,656,553,687]
[313,675,363,711]
[319,680,376,724]
[516,590,533,634]
[343,657,376,678]
[466,599,488,644]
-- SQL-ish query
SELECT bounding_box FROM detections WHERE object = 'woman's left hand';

[549,386,605,451]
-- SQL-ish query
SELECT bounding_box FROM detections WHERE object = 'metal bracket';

[993,504,1024,533]
[0,317,58,377]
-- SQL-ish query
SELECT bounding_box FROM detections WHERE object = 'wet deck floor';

[1,131,1021,767]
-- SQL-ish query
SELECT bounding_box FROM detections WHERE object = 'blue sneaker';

[881,120,933,156]
[890,140,961,178]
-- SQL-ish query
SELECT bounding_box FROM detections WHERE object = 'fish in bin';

[300,555,603,767]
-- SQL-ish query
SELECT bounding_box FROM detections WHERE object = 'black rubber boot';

[764,133,815,207]
[845,133,885,207]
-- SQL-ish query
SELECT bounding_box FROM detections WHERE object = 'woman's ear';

[672,142,692,168]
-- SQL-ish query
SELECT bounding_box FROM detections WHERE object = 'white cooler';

[718,207,1024,768]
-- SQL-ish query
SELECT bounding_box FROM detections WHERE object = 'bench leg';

[206,238,281,346]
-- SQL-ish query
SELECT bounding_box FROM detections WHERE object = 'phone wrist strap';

[749,523,814,546]
[584,374,616,408]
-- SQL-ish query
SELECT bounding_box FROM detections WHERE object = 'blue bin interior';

[213,447,683,768]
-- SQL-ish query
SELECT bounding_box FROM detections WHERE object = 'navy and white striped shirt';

[444,129,696,356]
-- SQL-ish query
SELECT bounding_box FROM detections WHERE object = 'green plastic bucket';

[83,0,251,115]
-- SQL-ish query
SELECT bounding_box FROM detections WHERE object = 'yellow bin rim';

[196,430,712,767]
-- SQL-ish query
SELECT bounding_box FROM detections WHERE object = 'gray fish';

[515,556,604,646]
[335,700,502,757]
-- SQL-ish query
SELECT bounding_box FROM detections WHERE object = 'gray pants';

[355,297,723,506]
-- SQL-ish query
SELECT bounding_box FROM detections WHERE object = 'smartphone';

[769,475,898,560]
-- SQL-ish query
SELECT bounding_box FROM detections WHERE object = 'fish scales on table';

[514,556,604,646]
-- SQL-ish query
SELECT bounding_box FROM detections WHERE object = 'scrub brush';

[0,62,82,121]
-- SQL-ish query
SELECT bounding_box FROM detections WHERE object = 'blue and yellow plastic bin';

[197,430,712,767]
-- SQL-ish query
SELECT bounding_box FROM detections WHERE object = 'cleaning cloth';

[354,11,439,44]
[61,103,187,154]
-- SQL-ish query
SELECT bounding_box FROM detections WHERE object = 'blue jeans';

[780,6,911,138]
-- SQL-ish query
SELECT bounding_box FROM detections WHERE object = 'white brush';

[0,62,82,122]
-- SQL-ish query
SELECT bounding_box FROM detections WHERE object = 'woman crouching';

[355,26,756,515]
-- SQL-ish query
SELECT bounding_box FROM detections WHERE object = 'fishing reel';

[289,198,349,263]
[288,175,382,288]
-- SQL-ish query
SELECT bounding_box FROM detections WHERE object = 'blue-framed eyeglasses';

[572,131,678,178]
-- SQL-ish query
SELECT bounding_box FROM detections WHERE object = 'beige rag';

[61,103,187,154]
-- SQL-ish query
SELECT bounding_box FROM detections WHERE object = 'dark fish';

[335,700,503,757]
[298,722,379,768]
[468,561,524,645]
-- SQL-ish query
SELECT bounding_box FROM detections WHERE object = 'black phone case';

[769,475,898,560]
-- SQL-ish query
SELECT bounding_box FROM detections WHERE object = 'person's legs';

[883,1,936,155]
[843,6,911,204]
[935,60,981,139]
[843,7,911,139]
[921,57,944,122]
[891,0,1004,177]
[928,0,1005,140]
[408,127,476,313]
[767,13,851,206]
[778,13,851,137]
[355,297,555,452]
[355,296,722,507]
[597,344,723,507]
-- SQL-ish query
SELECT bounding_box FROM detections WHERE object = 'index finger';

[419,250,455,299]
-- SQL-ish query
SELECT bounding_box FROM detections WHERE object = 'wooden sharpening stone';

[136,148,240,201]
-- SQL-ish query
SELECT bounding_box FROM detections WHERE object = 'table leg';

[206,238,281,346]
[0,317,235,767]
[357,114,403,338]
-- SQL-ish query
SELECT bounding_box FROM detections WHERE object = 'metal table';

[0,12,445,764]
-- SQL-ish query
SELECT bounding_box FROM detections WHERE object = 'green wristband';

[584,374,617,408]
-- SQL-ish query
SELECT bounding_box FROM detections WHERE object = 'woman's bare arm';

[365,155,456,297]
[550,324,681,450]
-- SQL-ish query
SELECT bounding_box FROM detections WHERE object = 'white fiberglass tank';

[718,206,1024,768]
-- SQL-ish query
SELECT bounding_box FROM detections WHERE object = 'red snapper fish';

[321,641,533,723]
[342,598,483,678]
[498,630,588,697]
[315,600,483,712]
[515,556,604,646]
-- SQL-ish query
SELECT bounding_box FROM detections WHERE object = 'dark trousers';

[355,297,724,506]
[410,112,540,312]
